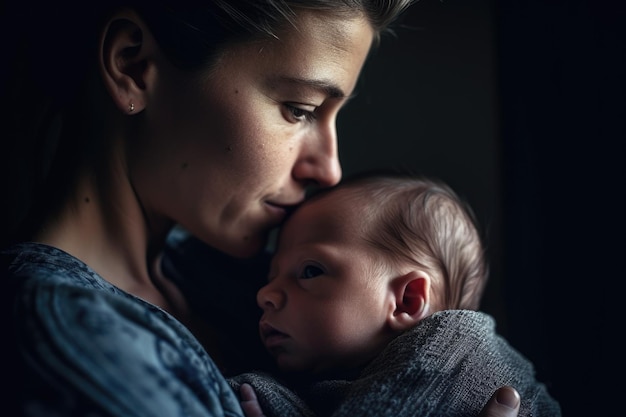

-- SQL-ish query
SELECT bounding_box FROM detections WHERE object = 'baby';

[230,170,561,417]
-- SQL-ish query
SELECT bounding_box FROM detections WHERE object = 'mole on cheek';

[181,162,189,169]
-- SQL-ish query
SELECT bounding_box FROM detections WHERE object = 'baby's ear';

[99,9,157,114]
[387,271,431,332]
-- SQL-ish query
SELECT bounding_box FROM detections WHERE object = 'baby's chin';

[304,354,377,378]
[273,354,317,375]
[276,356,353,376]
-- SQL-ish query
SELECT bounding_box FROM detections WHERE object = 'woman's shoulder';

[4,243,174,352]
[2,242,113,290]
[2,242,206,352]
[3,242,242,415]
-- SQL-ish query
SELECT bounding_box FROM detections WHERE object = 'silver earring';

[129,102,135,112]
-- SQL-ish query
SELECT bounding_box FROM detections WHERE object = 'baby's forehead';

[277,196,367,250]
[306,188,370,220]
[285,188,367,231]
[308,188,377,231]
[313,184,370,205]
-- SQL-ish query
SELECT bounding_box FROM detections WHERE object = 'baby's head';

[319,171,488,312]
[257,171,487,374]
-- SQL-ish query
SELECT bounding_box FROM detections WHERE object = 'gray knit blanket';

[229,310,561,417]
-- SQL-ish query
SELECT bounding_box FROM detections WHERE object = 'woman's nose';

[293,124,342,188]
[257,282,286,311]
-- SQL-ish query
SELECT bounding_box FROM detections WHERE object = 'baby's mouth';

[259,322,289,347]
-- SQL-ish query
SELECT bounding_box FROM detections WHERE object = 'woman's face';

[131,11,374,257]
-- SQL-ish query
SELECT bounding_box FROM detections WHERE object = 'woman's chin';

[220,233,270,259]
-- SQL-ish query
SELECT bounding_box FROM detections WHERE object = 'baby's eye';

[300,264,324,279]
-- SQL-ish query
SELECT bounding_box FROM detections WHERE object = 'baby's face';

[256,193,396,374]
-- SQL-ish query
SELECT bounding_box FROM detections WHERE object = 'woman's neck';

[35,188,224,361]
[35,170,173,300]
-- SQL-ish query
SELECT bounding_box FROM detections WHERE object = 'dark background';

[338,0,623,415]
[1,1,621,415]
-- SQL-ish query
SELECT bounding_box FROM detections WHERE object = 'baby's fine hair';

[309,170,488,311]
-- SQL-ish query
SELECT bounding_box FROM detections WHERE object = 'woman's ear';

[387,271,431,332]
[99,10,156,114]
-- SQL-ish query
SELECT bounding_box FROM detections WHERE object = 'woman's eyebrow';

[270,75,354,100]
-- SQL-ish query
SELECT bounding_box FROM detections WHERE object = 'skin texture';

[129,10,373,259]
[257,190,429,373]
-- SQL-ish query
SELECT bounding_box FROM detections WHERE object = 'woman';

[1,1,521,415]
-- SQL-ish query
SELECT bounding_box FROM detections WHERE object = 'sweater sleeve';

[15,277,245,417]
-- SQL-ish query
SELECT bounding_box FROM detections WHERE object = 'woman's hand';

[479,386,521,417]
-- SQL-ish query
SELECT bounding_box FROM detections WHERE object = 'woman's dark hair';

[0,0,414,248]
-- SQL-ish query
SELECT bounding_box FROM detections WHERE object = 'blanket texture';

[229,310,561,417]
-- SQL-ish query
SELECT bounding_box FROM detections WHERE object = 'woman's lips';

[264,202,290,224]
[264,199,303,220]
